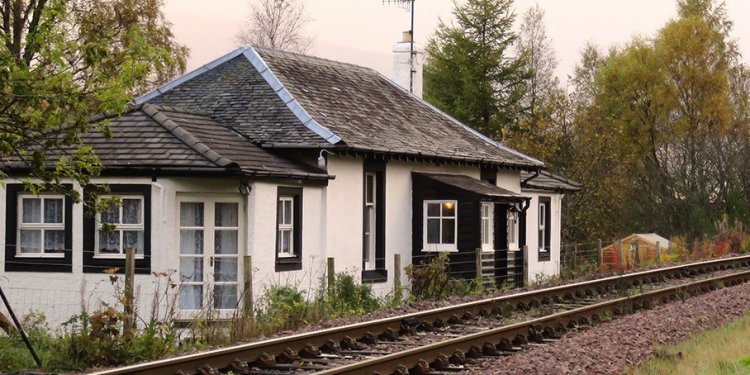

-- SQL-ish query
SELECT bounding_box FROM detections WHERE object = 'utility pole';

[383,0,416,93]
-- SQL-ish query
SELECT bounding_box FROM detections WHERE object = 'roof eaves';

[242,47,342,145]
[140,103,236,168]
[132,46,252,105]
[375,72,545,169]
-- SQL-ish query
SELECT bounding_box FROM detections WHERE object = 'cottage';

[0,46,577,324]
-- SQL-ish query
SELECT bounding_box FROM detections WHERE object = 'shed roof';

[521,170,581,192]
[137,46,544,169]
[415,173,527,202]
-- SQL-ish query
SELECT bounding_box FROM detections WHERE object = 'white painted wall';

[523,191,563,282]
[0,162,566,325]
[0,176,330,325]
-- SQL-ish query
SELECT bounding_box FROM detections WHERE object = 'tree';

[505,4,563,166]
[516,4,558,117]
[0,0,187,196]
[235,0,313,54]
[562,0,750,242]
[423,0,529,140]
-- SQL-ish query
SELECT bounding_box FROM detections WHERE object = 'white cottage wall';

[524,192,562,282]
[246,181,327,298]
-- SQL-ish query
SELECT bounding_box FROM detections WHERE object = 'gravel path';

[468,281,750,374]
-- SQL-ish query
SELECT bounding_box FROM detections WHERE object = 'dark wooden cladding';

[412,173,481,280]
[494,203,509,285]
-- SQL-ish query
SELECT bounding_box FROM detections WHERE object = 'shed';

[601,233,670,271]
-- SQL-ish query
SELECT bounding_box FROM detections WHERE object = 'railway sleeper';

[320,339,341,354]
[227,359,250,374]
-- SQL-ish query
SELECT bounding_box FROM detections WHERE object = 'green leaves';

[0,0,187,193]
[423,0,529,140]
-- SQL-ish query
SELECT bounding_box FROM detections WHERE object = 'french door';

[178,196,242,312]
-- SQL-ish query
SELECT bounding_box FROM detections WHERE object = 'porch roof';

[415,173,527,202]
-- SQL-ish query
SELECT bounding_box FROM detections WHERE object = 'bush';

[328,273,380,317]
[254,285,308,334]
[405,253,483,300]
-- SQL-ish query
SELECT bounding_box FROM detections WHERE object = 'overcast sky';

[164,0,750,85]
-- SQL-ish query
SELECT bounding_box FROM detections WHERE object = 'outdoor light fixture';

[238,182,251,196]
[317,149,333,169]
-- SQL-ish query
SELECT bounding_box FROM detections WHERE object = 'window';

[5,184,73,272]
[480,202,493,252]
[276,187,302,271]
[508,205,519,251]
[538,197,551,261]
[82,184,151,274]
[423,200,457,252]
[277,197,295,257]
[95,196,145,258]
[362,161,387,283]
[363,172,376,269]
[17,195,66,257]
[178,198,241,312]
[539,202,546,250]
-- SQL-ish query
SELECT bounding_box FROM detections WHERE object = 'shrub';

[254,285,308,334]
[405,253,484,300]
[328,273,380,317]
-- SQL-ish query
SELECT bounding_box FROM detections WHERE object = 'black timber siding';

[412,173,481,280]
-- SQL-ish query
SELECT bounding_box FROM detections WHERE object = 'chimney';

[392,31,423,98]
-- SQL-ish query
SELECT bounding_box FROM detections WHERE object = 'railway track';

[89,255,750,375]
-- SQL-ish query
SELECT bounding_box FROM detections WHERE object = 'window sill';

[15,253,65,259]
[362,269,388,283]
[93,254,145,260]
[275,256,302,272]
[421,247,458,253]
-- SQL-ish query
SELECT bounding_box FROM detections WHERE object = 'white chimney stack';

[392,31,423,98]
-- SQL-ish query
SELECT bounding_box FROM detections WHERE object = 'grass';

[630,312,750,375]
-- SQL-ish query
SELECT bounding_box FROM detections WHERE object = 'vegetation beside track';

[630,312,750,375]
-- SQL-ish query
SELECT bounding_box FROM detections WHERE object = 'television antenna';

[383,0,416,93]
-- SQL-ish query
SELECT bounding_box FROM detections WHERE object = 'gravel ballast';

[469,281,750,374]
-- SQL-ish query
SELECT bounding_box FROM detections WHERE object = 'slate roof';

[521,170,581,192]
[1,103,330,180]
[416,173,526,202]
[136,46,544,169]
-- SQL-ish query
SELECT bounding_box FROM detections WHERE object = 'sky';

[163,0,750,85]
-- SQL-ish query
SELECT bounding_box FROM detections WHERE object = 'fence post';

[617,239,624,271]
[124,247,136,335]
[327,257,335,298]
[522,245,529,285]
[243,255,253,320]
[597,239,603,268]
[655,241,661,264]
[572,243,578,270]
[475,248,483,283]
[393,254,402,301]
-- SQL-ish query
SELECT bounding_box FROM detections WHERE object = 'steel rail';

[87,255,750,375]
[316,270,750,374]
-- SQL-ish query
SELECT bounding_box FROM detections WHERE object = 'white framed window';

[480,202,493,252]
[423,200,458,252]
[539,201,547,252]
[178,197,242,313]
[17,195,65,257]
[364,172,377,269]
[277,196,295,257]
[508,205,519,251]
[95,196,145,258]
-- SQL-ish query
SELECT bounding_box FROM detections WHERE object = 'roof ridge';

[140,103,237,168]
[145,103,212,117]
[252,45,376,73]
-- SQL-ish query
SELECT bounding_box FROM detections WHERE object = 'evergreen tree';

[423,0,529,140]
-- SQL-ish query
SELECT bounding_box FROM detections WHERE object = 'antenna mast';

[383,0,416,93]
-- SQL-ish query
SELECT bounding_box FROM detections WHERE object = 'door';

[178,197,242,313]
